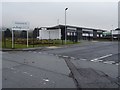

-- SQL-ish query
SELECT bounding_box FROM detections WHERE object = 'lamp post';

[111,30,113,41]
[65,7,68,44]
[111,25,114,41]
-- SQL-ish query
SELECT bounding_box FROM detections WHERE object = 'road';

[41,41,119,88]
[2,41,120,88]
[43,41,119,64]
[2,51,76,88]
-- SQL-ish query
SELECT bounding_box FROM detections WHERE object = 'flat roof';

[42,24,106,32]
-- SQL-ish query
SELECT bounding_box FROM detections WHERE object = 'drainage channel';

[63,58,82,90]
[61,57,119,89]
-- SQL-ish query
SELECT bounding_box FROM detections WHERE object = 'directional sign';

[11,21,30,48]
[12,22,29,30]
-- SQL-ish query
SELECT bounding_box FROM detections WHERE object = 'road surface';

[2,41,120,88]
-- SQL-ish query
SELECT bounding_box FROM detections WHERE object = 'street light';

[65,7,68,44]
[111,25,113,41]
[111,30,113,41]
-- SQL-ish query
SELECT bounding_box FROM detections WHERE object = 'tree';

[20,30,27,38]
[33,28,39,38]
[5,28,12,38]
[32,28,39,47]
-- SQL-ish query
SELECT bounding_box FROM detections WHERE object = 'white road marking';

[58,55,62,57]
[63,56,69,58]
[90,59,103,62]
[10,68,15,70]
[90,54,113,61]
[103,61,115,64]
[43,79,50,82]
[80,59,87,61]
[39,52,42,54]
[23,72,27,74]
[47,46,60,49]
[70,57,75,59]
[30,75,33,76]
[23,72,33,76]
[116,63,119,65]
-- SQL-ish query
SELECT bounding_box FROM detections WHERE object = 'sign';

[12,22,29,30]
[11,21,30,48]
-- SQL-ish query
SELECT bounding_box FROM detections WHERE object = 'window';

[67,32,70,36]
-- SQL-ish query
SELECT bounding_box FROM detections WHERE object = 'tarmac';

[2,40,120,89]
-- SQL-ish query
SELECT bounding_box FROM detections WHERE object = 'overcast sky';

[2,1,118,31]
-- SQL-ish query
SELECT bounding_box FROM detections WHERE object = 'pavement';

[2,40,120,88]
[2,51,76,88]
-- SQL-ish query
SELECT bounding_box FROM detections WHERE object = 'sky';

[1,1,119,31]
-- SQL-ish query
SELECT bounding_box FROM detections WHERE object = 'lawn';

[2,38,80,49]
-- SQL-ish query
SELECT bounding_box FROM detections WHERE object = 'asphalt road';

[43,41,119,64]
[2,51,76,88]
[45,42,119,73]
[41,41,119,88]
[2,41,120,88]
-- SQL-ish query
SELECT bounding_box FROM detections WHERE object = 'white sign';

[12,22,29,30]
[11,21,30,48]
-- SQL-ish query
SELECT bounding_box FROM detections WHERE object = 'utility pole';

[111,25,113,41]
[65,7,68,44]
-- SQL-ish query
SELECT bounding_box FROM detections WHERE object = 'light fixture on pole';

[65,7,68,44]
[111,25,113,41]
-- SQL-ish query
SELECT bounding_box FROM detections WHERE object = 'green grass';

[2,38,80,49]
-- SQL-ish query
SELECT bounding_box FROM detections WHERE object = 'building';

[111,28,120,40]
[38,25,106,42]
[38,27,61,40]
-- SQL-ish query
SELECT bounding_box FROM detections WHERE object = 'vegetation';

[2,38,80,49]
[2,28,79,49]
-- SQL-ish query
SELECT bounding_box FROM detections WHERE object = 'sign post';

[12,30,14,48]
[27,30,28,47]
[12,22,30,48]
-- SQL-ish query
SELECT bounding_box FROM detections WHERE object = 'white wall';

[39,28,61,39]
[112,30,120,35]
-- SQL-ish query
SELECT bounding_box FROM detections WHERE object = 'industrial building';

[102,28,120,40]
[111,28,120,40]
[38,25,106,42]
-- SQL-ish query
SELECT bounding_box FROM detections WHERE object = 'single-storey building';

[111,28,120,40]
[38,24,106,42]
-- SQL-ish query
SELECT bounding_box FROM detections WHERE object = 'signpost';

[12,22,30,48]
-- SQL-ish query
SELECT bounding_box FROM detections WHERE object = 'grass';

[2,38,80,49]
